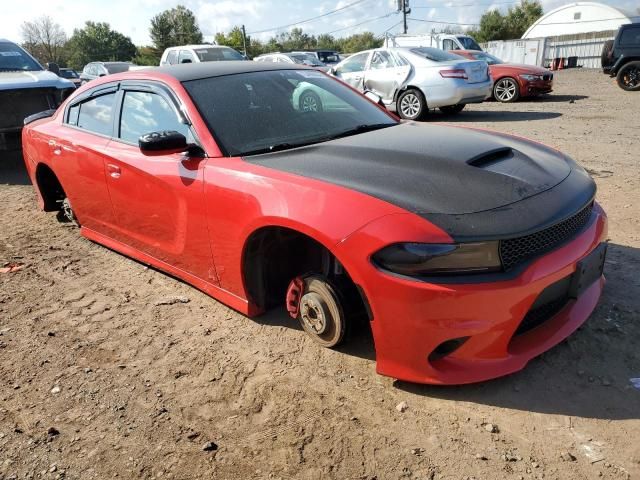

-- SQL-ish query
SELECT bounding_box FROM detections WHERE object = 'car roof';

[166,44,228,50]
[151,61,310,82]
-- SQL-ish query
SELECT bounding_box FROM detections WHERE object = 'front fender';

[202,157,407,299]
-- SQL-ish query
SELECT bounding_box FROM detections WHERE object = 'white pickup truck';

[384,34,482,52]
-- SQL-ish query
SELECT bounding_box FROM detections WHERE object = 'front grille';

[515,295,569,336]
[500,203,593,271]
[0,88,58,131]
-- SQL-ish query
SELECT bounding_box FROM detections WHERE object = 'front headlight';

[372,242,501,276]
[519,74,541,81]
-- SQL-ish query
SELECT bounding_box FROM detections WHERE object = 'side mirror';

[329,66,337,75]
[364,90,385,107]
[139,131,188,156]
[47,62,60,75]
[181,58,192,64]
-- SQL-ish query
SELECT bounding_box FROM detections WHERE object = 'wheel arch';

[240,222,370,320]
[394,84,426,103]
[34,163,66,211]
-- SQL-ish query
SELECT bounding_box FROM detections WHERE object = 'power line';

[247,0,372,35]
[407,16,479,26]
[321,11,399,35]
[412,1,519,8]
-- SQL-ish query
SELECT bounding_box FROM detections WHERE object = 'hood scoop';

[467,147,514,168]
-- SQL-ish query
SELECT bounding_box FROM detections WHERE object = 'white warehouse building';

[522,2,638,39]
[483,2,639,68]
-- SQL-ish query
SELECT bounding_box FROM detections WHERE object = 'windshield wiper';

[241,123,397,156]
[242,141,316,156]
[326,123,396,141]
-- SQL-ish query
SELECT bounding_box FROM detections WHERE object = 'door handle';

[48,139,61,155]
[106,164,121,179]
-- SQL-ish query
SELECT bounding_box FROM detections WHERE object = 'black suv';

[602,23,640,91]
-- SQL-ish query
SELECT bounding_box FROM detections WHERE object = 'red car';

[452,50,554,102]
[22,62,607,385]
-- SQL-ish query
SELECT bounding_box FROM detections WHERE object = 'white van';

[384,34,482,52]
[160,44,246,66]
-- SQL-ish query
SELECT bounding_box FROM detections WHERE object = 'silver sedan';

[329,47,492,120]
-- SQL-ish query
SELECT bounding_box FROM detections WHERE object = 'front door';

[102,87,217,284]
[364,50,411,104]
[333,51,370,91]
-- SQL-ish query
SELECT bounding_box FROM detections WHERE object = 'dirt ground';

[0,68,639,480]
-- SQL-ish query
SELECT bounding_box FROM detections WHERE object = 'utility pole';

[398,0,411,34]
[241,24,248,57]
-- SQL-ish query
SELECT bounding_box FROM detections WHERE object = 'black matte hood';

[246,122,596,240]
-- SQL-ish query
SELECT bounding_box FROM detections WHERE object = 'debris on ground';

[0,262,24,273]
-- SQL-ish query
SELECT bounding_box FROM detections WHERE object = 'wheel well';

[394,85,423,103]
[35,164,65,211]
[242,226,368,319]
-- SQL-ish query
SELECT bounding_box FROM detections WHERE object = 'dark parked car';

[80,62,132,85]
[602,23,640,91]
[58,68,82,87]
[293,50,343,65]
[0,38,74,150]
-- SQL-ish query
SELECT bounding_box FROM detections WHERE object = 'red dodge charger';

[22,62,607,384]
[452,50,554,102]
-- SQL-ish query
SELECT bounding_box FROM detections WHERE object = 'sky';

[2,0,639,46]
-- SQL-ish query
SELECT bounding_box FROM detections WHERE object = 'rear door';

[101,83,217,283]
[364,50,411,103]
[332,52,370,91]
[55,85,119,233]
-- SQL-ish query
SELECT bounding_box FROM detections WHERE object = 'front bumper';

[338,204,607,384]
[521,78,553,96]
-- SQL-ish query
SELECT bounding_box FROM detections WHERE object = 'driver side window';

[443,39,458,51]
[178,50,195,64]
[369,51,396,70]
[335,52,369,74]
[119,91,192,145]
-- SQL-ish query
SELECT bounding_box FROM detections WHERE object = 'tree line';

[20,2,542,70]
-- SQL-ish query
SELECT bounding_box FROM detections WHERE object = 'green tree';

[150,5,203,54]
[505,0,543,38]
[214,26,246,51]
[21,15,68,66]
[468,0,542,43]
[133,46,160,66]
[338,32,382,53]
[316,34,339,50]
[66,21,136,70]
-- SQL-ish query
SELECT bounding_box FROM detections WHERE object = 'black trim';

[24,109,56,125]
[371,211,597,285]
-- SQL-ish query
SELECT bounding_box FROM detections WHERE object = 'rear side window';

[410,47,462,62]
[620,27,640,46]
[119,91,191,144]
[166,50,178,65]
[443,39,458,51]
[70,92,116,136]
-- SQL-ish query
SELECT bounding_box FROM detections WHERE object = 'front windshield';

[470,52,503,65]
[105,63,131,74]
[0,42,42,71]
[183,69,397,156]
[289,54,323,66]
[60,69,79,78]
[195,47,245,61]
[318,52,340,64]
[409,47,462,62]
[457,36,482,51]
